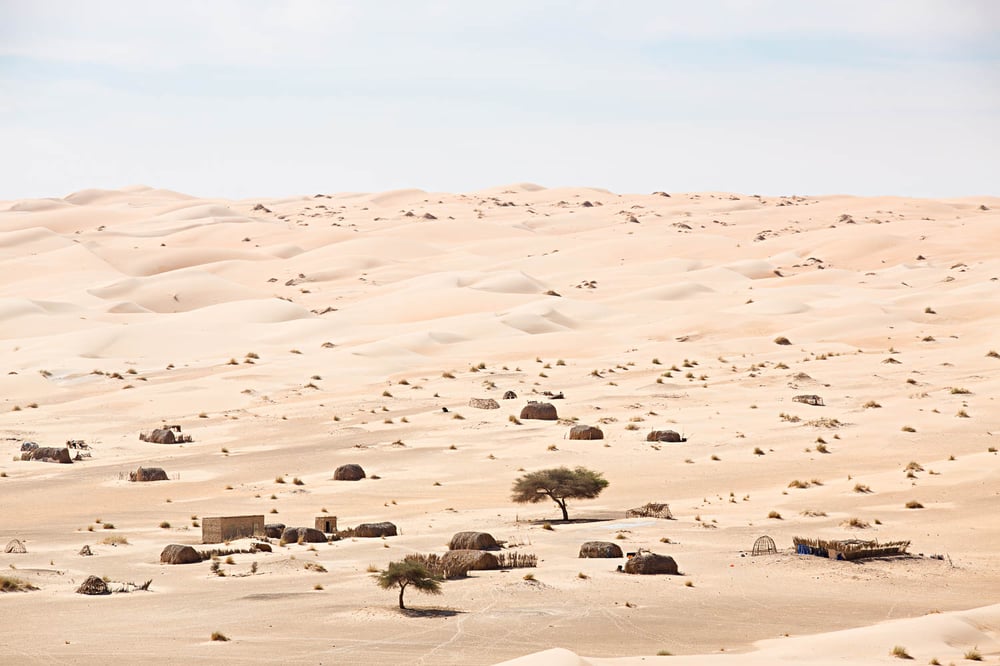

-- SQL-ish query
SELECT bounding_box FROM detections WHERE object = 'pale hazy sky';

[1,1,998,199]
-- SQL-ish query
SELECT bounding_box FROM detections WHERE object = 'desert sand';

[1,184,998,665]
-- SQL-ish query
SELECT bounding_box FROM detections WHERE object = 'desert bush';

[905,501,924,509]
[890,645,912,659]
[211,631,229,642]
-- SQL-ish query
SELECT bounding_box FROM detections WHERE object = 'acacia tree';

[375,560,443,610]
[511,466,609,521]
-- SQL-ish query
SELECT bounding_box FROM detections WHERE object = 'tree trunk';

[557,499,569,521]
[398,583,406,609]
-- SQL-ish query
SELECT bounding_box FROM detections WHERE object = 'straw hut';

[625,503,674,519]
[520,402,558,421]
[568,425,603,440]
[624,551,679,575]
[4,539,27,554]
[21,447,72,464]
[353,522,397,538]
[469,397,500,410]
[264,523,285,539]
[579,541,623,558]
[646,430,685,443]
[139,425,192,444]
[76,575,110,595]
[448,531,500,551]
[129,466,168,482]
[503,390,517,400]
[280,527,328,544]
[160,544,201,565]
[333,463,366,481]
[443,549,500,571]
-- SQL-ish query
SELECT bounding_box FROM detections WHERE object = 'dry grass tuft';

[890,645,913,659]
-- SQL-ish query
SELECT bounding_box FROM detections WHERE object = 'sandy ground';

[1,184,998,665]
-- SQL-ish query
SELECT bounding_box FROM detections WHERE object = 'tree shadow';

[398,607,464,618]
[524,516,620,526]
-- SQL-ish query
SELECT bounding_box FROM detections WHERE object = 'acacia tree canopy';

[375,560,443,610]
[510,466,609,521]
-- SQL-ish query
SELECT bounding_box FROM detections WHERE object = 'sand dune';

[0,185,998,665]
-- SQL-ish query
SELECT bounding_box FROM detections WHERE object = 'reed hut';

[579,541,623,558]
[625,503,674,519]
[792,537,910,561]
[352,522,397,538]
[76,575,110,595]
[469,397,500,410]
[333,463,366,481]
[646,430,685,443]
[568,425,603,440]
[442,549,500,571]
[160,544,201,565]
[503,390,517,400]
[264,523,285,539]
[520,401,558,421]
[280,527,327,544]
[21,447,72,464]
[4,539,27,554]
[448,531,500,551]
[624,551,679,575]
[129,466,168,482]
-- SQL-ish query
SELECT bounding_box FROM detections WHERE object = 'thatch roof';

[333,463,366,481]
[624,552,679,575]
[160,544,202,565]
[502,390,517,400]
[352,522,397,538]
[264,523,286,539]
[76,575,110,595]
[579,541,623,558]
[448,531,500,551]
[4,538,27,554]
[568,425,603,440]
[442,549,500,571]
[130,466,168,482]
[520,402,558,421]
[646,430,685,443]
[469,397,500,410]
[280,527,328,544]
[21,447,72,464]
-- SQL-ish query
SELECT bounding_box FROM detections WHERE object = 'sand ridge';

[0,185,998,664]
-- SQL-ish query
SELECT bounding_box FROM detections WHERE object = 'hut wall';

[201,515,265,544]
[314,516,338,533]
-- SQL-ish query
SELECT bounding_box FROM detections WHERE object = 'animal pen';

[793,537,910,561]
[201,515,265,543]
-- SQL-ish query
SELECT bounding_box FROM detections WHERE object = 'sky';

[1,0,998,199]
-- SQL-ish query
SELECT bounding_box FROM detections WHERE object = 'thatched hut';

[469,397,500,410]
[624,552,679,575]
[21,447,72,464]
[353,522,397,538]
[442,549,500,571]
[76,575,110,595]
[568,425,603,440]
[520,402,558,421]
[646,430,685,443]
[129,466,168,482]
[4,539,27,554]
[579,541,623,558]
[264,523,285,539]
[280,527,328,544]
[333,463,366,481]
[625,503,674,519]
[139,425,192,444]
[448,531,500,551]
[160,544,201,565]
[502,390,517,400]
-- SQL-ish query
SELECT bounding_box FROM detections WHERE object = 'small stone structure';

[568,425,603,440]
[21,447,72,464]
[201,515,265,544]
[314,516,338,534]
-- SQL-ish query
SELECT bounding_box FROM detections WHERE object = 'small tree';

[374,560,443,610]
[511,466,609,521]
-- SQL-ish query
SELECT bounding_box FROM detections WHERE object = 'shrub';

[767,511,782,520]
[964,647,982,661]
[210,631,229,642]
[0,576,38,593]
[774,336,791,345]
[159,521,171,529]
[901,426,916,433]
[905,501,924,509]
[854,483,873,493]
[863,400,882,409]
[890,645,913,659]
